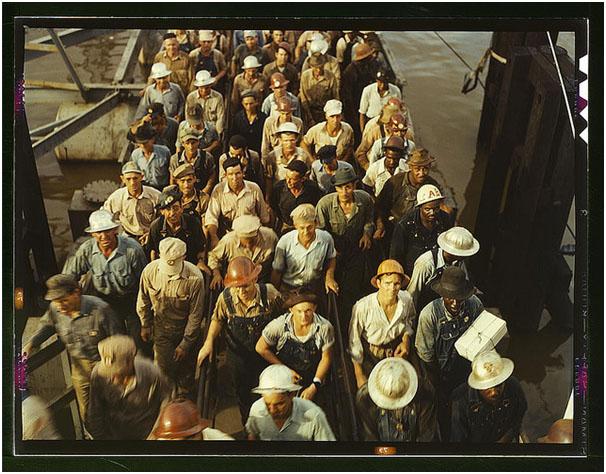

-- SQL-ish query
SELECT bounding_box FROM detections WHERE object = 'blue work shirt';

[63,235,147,297]
[28,295,122,361]
[129,144,171,190]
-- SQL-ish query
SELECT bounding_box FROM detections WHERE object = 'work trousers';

[153,324,197,398]
[226,348,267,424]
[70,358,96,422]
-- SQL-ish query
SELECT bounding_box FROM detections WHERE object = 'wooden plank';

[24,42,58,53]
[25,79,146,91]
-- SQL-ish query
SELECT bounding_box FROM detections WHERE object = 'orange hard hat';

[223,256,262,288]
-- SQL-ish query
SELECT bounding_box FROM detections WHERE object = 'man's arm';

[85,372,107,439]
[136,269,154,340]
[178,278,205,353]
[23,309,56,354]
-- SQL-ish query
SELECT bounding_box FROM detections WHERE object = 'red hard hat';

[152,399,209,439]
[224,256,262,288]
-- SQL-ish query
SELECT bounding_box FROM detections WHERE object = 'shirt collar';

[91,237,126,259]
[223,180,251,196]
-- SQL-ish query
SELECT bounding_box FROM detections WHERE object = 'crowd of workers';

[21,29,572,445]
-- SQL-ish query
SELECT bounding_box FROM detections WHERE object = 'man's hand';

[290,369,303,384]
[197,261,212,276]
[174,346,186,362]
[141,326,152,342]
[373,226,385,240]
[174,115,181,123]
[300,383,318,400]
[138,233,149,246]
[197,342,213,366]
[359,233,372,250]
[394,340,410,359]
[325,276,339,294]
[209,270,224,290]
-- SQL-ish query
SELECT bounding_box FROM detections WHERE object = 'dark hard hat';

[277,41,291,56]
[276,97,293,112]
[224,256,262,288]
[389,112,408,131]
[269,72,289,90]
[537,419,573,443]
[156,185,183,210]
[152,398,209,439]
[384,135,406,152]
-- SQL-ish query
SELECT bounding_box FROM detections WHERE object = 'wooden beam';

[24,42,58,53]
[25,79,146,91]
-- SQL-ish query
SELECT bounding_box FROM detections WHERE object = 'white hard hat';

[198,30,215,42]
[308,38,329,56]
[468,350,514,390]
[323,99,343,117]
[85,209,119,233]
[252,364,301,394]
[275,121,300,135]
[437,226,480,257]
[416,184,444,207]
[368,357,418,410]
[242,55,262,69]
[150,62,172,79]
[193,70,215,87]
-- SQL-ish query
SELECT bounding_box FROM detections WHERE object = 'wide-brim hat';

[468,352,514,390]
[368,357,418,410]
[437,227,480,257]
[370,259,407,288]
[353,42,374,61]
[430,266,475,300]
[85,209,120,233]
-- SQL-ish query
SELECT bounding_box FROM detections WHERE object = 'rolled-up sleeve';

[204,187,222,228]
[348,300,365,364]
[261,317,282,347]
[272,238,287,272]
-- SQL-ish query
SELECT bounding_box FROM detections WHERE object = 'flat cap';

[121,161,144,175]
[44,274,79,301]
[173,163,196,180]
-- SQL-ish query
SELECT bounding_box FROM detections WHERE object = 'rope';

[546,32,575,138]
[433,31,485,90]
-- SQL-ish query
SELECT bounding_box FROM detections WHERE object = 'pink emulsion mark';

[15,353,28,391]
[15,79,25,113]
[577,96,587,113]
[575,358,587,397]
